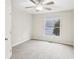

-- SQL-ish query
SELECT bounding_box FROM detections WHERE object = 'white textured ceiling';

[12,0,74,14]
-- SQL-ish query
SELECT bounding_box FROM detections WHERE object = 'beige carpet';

[11,40,74,59]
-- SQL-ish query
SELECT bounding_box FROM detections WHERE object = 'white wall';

[32,10,74,45]
[11,8,32,47]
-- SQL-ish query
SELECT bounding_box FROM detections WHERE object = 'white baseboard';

[12,39,30,47]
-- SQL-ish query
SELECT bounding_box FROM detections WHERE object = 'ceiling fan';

[25,0,55,11]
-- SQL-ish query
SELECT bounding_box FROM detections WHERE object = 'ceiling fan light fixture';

[36,5,43,11]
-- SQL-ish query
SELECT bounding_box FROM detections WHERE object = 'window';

[45,17,60,36]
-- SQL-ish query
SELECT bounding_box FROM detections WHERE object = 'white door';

[5,0,12,59]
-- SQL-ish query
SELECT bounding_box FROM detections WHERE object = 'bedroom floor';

[11,40,74,59]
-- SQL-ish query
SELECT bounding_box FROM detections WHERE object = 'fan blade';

[30,0,37,4]
[37,0,44,3]
[25,6,35,8]
[44,7,52,10]
[45,1,54,5]
[37,0,41,3]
